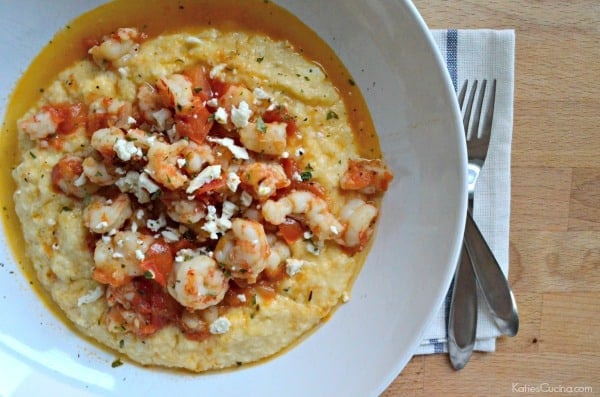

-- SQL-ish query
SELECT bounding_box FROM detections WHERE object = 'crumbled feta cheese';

[206,98,219,108]
[101,234,112,243]
[209,63,227,79]
[285,258,305,276]
[77,286,104,307]
[240,191,253,207]
[253,87,271,102]
[330,225,340,235]
[207,137,249,160]
[281,151,289,159]
[186,165,222,194]
[152,108,171,130]
[118,67,129,77]
[161,229,180,243]
[237,294,247,303]
[303,231,313,240]
[147,213,167,232]
[112,252,125,259]
[201,202,237,239]
[176,158,187,169]
[230,101,252,128]
[136,209,145,220]
[127,116,137,126]
[213,107,228,124]
[292,171,303,182]
[139,172,160,194]
[113,138,142,161]
[226,172,241,192]
[209,317,231,335]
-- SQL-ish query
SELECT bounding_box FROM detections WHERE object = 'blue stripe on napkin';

[446,29,458,92]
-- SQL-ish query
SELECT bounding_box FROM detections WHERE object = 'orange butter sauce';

[0,0,380,367]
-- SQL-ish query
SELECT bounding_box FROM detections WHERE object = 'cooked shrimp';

[214,218,271,283]
[239,121,287,155]
[87,97,133,130]
[89,27,143,67]
[239,162,290,199]
[82,156,117,186]
[167,254,229,310]
[123,128,157,151]
[18,106,61,140]
[90,126,126,159]
[164,199,206,224]
[51,155,98,198]
[84,193,133,234]
[156,74,194,112]
[340,158,393,194]
[137,83,164,123]
[262,190,343,242]
[145,140,190,190]
[93,231,154,287]
[264,234,291,279]
[336,198,379,252]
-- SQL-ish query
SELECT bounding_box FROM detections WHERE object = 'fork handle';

[464,210,519,336]
[448,243,478,370]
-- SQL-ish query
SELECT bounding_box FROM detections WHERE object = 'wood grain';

[385,1,600,395]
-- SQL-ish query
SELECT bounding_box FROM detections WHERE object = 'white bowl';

[0,1,466,396]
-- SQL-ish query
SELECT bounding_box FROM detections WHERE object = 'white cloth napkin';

[416,29,515,354]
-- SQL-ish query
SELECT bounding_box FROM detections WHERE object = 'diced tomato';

[295,181,327,199]
[192,177,227,198]
[277,217,305,245]
[128,278,181,334]
[209,79,231,98]
[262,105,298,136]
[169,238,195,254]
[54,103,87,134]
[51,156,83,191]
[175,97,213,144]
[280,157,299,180]
[183,66,212,102]
[140,240,174,287]
[340,158,394,194]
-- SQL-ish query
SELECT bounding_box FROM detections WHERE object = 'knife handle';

[464,210,519,336]
[448,243,478,370]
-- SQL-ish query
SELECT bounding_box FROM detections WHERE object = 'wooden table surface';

[384,1,600,396]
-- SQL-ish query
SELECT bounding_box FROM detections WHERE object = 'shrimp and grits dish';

[11,18,392,370]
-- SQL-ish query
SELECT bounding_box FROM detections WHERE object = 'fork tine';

[457,80,469,109]
[470,79,488,139]
[462,80,478,137]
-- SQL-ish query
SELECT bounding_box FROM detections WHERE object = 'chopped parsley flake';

[326,110,339,120]
[256,116,267,133]
[111,358,123,368]
[256,56,264,63]
[143,270,154,279]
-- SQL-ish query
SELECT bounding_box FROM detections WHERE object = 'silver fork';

[448,79,519,370]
